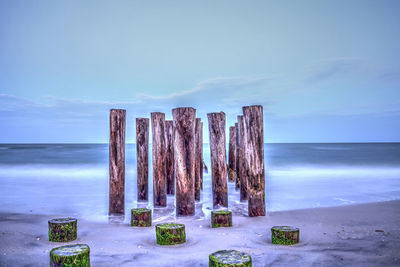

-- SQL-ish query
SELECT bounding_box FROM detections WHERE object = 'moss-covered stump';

[130,208,152,227]
[48,218,77,242]
[209,250,252,267]
[50,244,90,267]
[155,223,186,245]
[271,226,300,245]
[211,210,232,228]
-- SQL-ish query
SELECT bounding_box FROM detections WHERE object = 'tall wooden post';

[165,120,175,195]
[243,105,265,216]
[238,115,248,202]
[195,118,203,201]
[151,112,167,207]
[136,118,149,201]
[109,109,126,214]
[173,107,196,216]
[207,112,228,208]
[235,122,240,191]
[228,126,237,182]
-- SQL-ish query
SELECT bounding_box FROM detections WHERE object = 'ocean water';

[0,143,399,222]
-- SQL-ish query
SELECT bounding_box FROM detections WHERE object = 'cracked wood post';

[136,118,149,201]
[207,112,228,208]
[165,120,175,195]
[109,109,126,215]
[235,122,240,191]
[151,112,167,207]
[228,126,237,182]
[195,118,203,201]
[173,107,196,216]
[243,105,265,216]
[238,115,248,202]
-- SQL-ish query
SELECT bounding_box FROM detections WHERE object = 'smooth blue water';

[0,143,399,221]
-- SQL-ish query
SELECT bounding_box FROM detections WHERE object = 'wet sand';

[1,200,399,266]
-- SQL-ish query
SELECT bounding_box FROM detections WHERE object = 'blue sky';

[1,0,399,143]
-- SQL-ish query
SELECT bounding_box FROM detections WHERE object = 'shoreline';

[1,200,399,266]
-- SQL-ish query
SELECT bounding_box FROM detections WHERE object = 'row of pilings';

[108,105,265,217]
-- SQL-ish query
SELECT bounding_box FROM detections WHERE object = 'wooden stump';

[228,126,237,182]
[173,107,196,216]
[48,218,77,242]
[50,244,90,267]
[155,223,186,245]
[165,120,175,195]
[238,115,248,202]
[151,112,167,207]
[207,112,228,208]
[109,109,126,215]
[209,250,252,267]
[195,118,203,201]
[211,210,232,228]
[234,122,240,191]
[271,226,299,245]
[243,105,265,216]
[136,118,149,201]
[130,208,152,227]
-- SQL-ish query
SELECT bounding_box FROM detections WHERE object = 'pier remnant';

[156,223,186,245]
[243,105,265,216]
[238,115,248,202]
[50,244,90,267]
[165,120,175,195]
[228,126,237,182]
[173,107,196,216]
[195,118,203,201]
[235,121,240,191]
[211,210,232,228]
[48,218,77,242]
[130,208,152,227]
[136,118,149,201]
[271,226,300,245]
[109,109,126,215]
[207,112,228,208]
[209,250,252,267]
[151,112,167,207]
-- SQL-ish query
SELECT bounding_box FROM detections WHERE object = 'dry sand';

[1,200,399,267]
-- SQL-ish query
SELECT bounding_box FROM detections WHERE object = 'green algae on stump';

[271,226,300,245]
[211,210,232,228]
[50,244,90,267]
[130,208,152,227]
[155,223,186,245]
[48,218,77,242]
[209,250,252,267]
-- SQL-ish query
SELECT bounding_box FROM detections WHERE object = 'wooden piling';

[173,107,196,216]
[195,118,203,201]
[207,112,228,208]
[151,112,167,207]
[109,109,126,215]
[238,115,248,202]
[165,120,175,195]
[235,122,240,191]
[243,105,265,216]
[228,126,237,182]
[136,118,149,201]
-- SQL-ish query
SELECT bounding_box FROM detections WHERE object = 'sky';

[0,0,399,143]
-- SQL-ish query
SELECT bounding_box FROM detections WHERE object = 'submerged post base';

[271,226,300,245]
[211,210,232,228]
[130,208,152,227]
[155,223,186,245]
[50,244,90,267]
[209,250,252,267]
[48,218,77,242]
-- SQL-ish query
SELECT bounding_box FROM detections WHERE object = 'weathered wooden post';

[235,122,240,191]
[109,109,126,215]
[228,126,237,182]
[173,107,196,216]
[151,112,167,207]
[207,112,228,208]
[243,105,265,216]
[136,118,149,201]
[165,120,175,195]
[238,115,248,202]
[195,118,203,201]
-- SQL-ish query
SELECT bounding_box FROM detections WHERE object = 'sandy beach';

[1,200,399,266]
